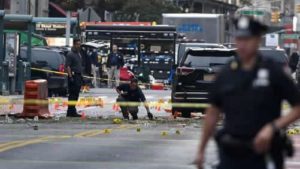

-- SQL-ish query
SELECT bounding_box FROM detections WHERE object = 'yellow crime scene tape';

[0,67,207,109]
[30,67,167,87]
[0,67,292,110]
[0,98,210,108]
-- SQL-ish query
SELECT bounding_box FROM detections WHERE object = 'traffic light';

[271,11,280,23]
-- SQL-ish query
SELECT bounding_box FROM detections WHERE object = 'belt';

[215,130,254,157]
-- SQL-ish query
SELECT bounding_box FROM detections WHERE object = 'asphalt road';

[0,120,208,169]
[1,89,300,169]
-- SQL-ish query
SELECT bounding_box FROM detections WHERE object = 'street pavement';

[0,88,173,119]
[1,119,300,169]
[0,120,205,169]
[1,88,300,169]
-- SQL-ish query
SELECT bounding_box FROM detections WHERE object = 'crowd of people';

[79,44,124,88]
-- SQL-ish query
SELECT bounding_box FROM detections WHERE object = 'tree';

[57,0,81,11]
[113,0,181,23]
[50,0,181,22]
[105,0,128,12]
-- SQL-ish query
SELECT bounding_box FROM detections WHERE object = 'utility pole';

[66,10,71,47]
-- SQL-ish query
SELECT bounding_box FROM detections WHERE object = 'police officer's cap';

[233,16,268,38]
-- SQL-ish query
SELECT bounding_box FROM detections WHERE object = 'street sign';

[265,34,279,47]
[240,10,264,16]
[281,34,300,39]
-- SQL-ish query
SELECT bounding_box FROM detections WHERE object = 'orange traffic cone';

[54,103,59,110]
[116,105,121,112]
[62,101,68,108]
[173,111,181,119]
[81,112,86,120]
[164,108,172,113]
[112,103,116,111]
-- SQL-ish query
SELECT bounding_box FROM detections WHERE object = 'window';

[259,50,287,64]
[32,50,60,68]
[183,51,234,67]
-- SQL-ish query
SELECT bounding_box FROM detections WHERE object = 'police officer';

[116,79,153,120]
[66,38,83,117]
[195,16,300,169]
[107,44,124,88]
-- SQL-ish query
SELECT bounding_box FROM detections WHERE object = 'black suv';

[172,48,236,117]
[177,43,226,65]
[20,47,68,96]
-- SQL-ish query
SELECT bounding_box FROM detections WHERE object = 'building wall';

[9,0,49,16]
[221,0,240,6]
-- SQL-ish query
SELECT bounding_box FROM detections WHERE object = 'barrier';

[19,79,51,118]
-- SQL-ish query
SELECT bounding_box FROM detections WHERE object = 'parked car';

[176,43,227,65]
[20,47,68,96]
[172,48,236,117]
[259,47,292,81]
[259,48,289,66]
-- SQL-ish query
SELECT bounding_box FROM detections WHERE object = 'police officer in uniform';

[66,38,83,117]
[195,16,300,169]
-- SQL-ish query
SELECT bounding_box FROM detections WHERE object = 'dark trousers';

[117,96,139,120]
[217,147,266,169]
[67,74,82,115]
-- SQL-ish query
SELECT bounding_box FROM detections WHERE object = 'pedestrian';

[195,16,300,169]
[89,48,100,88]
[65,38,83,117]
[116,78,153,120]
[82,47,92,77]
[107,44,124,88]
[289,51,299,73]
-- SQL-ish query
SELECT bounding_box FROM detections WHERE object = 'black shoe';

[147,113,154,120]
[66,113,81,117]
[132,115,138,120]
[123,116,129,120]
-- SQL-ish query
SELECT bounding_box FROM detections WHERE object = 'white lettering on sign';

[36,23,67,31]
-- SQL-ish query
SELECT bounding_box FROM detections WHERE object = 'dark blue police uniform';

[65,47,84,117]
[209,16,300,169]
[211,56,300,169]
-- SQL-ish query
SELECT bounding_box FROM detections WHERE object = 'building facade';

[4,0,49,17]
[173,0,238,14]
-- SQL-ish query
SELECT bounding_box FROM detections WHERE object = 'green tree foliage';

[113,0,181,22]
[50,0,180,22]
[55,0,80,11]
[104,0,127,12]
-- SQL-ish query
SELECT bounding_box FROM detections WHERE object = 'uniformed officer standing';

[195,16,300,169]
[107,44,124,88]
[66,38,83,117]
